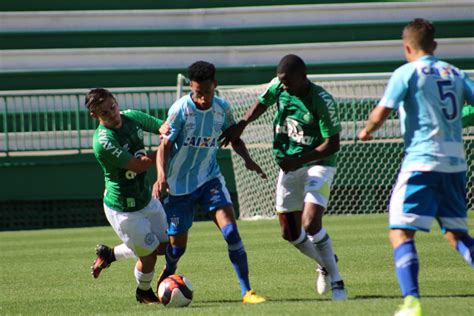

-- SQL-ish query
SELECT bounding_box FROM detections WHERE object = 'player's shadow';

[353,294,474,300]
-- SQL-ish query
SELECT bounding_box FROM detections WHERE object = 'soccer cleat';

[156,264,177,290]
[136,287,160,304]
[394,296,422,316]
[91,244,115,279]
[331,280,348,301]
[242,290,266,304]
[316,265,330,295]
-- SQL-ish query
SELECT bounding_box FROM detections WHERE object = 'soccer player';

[86,88,170,304]
[153,61,267,304]
[219,54,348,300]
[358,19,474,316]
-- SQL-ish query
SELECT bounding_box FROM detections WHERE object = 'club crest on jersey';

[184,136,218,148]
[137,127,144,140]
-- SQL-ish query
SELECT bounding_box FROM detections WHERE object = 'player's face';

[190,79,217,110]
[92,97,122,129]
[277,72,308,97]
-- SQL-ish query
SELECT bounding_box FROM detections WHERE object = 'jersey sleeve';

[462,71,474,105]
[316,89,342,138]
[164,102,185,142]
[257,77,282,106]
[462,104,474,127]
[379,64,413,110]
[222,100,236,131]
[121,109,164,134]
[93,128,133,168]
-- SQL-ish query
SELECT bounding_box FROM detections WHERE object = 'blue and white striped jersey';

[164,93,235,195]
[380,55,474,173]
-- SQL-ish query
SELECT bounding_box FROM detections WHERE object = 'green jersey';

[258,77,341,167]
[462,104,474,127]
[92,110,163,212]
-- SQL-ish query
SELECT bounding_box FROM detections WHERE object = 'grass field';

[1,213,473,315]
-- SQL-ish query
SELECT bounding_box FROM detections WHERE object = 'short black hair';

[85,88,114,111]
[187,61,216,82]
[403,18,436,52]
[277,54,307,76]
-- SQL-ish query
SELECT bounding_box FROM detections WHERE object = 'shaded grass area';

[1,213,473,315]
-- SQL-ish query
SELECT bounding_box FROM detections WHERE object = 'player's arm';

[359,66,409,141]
[278,134,340,173]
[358,106,393,140]
[152,137,172,198]
[230,137,267,179]
[94,131,153,174]
[219,101,268,147]
[219,78,280,147]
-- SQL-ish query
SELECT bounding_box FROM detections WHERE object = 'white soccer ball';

[157,274,193,307]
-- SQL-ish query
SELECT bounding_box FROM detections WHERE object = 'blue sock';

[165,244,185,273]
[456,234,474,267]
[394,240,420,298]
[221,223,251,296]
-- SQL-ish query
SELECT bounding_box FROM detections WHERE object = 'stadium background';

[0,0,473,230]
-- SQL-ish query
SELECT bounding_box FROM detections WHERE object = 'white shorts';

[276,165,336,213]
[104,198,168,257]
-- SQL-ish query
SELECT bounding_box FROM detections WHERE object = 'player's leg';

[91,243,136,278]
[157,193,194,288]
[302,165,345,299]
[389,171,438,316]
[438,172,474,267]
[205,176,264,304]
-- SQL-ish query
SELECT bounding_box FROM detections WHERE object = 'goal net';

[215,73,474,219]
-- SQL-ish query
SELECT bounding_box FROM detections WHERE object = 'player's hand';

[159,121,171,140]
[152,176,169,199]
[245,159,267,179]
[219,121,246,148]
[358,128,373,141]
[278,157,302,173]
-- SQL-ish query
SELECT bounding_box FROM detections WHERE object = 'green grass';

[1,213,474,315]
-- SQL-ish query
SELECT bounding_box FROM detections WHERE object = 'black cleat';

[91,244,115,279]
[136,287,160,304]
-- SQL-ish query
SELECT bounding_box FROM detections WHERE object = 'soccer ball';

[157,274,193,307]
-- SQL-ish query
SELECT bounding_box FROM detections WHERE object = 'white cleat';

[316,265,330,295]
[331,280,348,301]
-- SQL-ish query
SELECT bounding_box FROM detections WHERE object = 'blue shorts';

[389,171,468,232]
[163,176,233,235]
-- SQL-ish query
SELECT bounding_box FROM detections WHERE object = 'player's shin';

[221,223,251,296]
[308,228,342,282]
[393,240,420,297]
[290,228,324,265]
[134,265,155,290]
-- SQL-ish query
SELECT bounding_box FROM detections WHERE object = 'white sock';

[290,227,324,266]
[114,243,136,260]
[134,266,154,290]
[308,228,342,283]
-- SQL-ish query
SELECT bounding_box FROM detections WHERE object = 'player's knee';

[302,221,322,236]
[221,222,242,245]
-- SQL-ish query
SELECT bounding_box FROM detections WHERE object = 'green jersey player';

[220,54,347,300]
[86,88,169,304]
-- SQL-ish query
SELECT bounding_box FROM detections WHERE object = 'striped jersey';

[380,55,474,173]
[164,94,235,195]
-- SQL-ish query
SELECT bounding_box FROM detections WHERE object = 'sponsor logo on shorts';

[170,215,179,230]
[144,233,156,246]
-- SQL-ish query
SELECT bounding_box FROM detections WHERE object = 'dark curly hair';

[84,88,114,111]
[403,18,436,52]
[187,61,216,82]
[277,54,307,76]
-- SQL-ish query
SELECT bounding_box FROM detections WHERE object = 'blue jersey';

[380,55,474,173]
[164,93,235,195]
